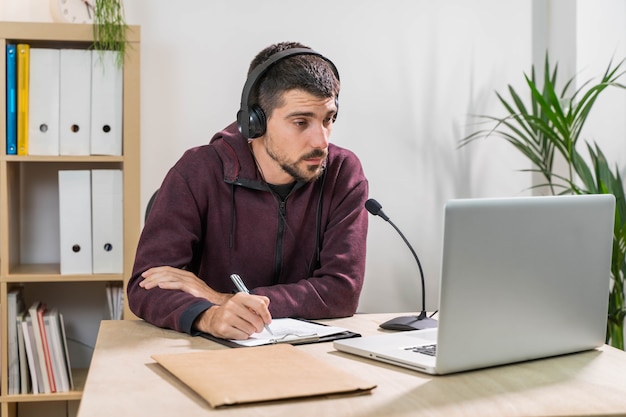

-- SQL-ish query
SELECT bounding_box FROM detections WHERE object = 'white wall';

[2,0,625,315]
[576,0,626,172]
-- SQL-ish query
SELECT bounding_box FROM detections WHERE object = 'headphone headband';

[237,48,340,139]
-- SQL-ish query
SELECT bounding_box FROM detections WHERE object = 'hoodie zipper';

[273,200,287,284]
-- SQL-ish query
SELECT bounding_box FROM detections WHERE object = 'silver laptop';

[335,194,615,375]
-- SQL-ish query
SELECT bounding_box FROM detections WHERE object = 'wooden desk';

[78,314,626,417]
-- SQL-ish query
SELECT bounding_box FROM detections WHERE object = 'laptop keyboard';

[405,344,437,356]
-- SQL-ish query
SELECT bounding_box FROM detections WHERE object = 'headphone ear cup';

[236,109,249,138]
[248,105,267,138]
[334,96,339,122]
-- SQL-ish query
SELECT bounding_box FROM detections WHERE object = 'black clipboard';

[199,318,361,348]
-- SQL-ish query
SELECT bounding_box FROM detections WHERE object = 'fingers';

[139,266,234,305]
[139,266,205,297]
[198,293,272,340]
[139,266,187,289]
[231,293,272,330]
[239,293,272,327]
[202,306,260,340]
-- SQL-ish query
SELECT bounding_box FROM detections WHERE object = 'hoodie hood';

[209,122,266,189]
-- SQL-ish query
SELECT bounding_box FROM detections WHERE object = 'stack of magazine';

[8,288,74,394]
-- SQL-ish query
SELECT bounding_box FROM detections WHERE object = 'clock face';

[52,0,95,23]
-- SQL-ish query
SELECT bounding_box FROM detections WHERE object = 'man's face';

[263,89,337,183]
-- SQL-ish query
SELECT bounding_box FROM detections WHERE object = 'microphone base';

[379,315,438,331]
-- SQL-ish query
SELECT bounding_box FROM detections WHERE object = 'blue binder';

[6,44,17,155]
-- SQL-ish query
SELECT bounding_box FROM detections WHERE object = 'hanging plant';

[92,0,128,68]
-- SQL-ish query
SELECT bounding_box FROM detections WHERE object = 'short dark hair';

[248,41,340,119]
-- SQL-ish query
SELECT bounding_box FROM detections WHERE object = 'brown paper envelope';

[152,343,376,408]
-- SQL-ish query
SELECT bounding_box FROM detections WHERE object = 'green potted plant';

[461,55,626,349]
[93,0,128,67]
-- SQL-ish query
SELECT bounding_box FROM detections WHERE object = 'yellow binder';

[17,43,30,156]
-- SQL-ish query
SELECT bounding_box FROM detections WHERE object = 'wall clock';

[51,0,95,23]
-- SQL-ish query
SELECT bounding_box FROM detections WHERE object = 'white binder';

[28,48,60,155]
[59,170,92,274]
[91,169,124,273]
[59,49,91,155]
[90,51,123,156]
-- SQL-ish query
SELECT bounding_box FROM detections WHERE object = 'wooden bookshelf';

[0,22,140,416]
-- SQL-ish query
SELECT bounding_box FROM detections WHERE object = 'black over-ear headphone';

[236,47,340,139]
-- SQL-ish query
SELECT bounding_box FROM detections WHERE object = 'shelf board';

[1,155,124,163]
[0,21,140,44]
[5,264,124,282]
[1,368,87,402]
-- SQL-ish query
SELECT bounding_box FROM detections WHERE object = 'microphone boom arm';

[365,198,437,331]
[387,219,426,317]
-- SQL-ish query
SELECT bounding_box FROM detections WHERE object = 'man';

[127,42,369,340]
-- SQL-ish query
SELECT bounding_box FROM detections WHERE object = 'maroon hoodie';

[127,122,369,334]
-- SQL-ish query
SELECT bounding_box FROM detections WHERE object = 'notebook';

[335,194,615,375]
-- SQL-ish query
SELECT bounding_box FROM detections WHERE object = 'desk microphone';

[365,198,437,331]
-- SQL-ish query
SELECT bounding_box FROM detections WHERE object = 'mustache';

[301,149,328,160]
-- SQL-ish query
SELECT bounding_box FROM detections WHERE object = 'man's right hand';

[194,292,272,340]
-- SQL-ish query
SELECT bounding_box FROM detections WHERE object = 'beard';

[265,140,328,183]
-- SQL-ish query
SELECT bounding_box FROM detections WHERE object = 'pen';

[230,274,274,335]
